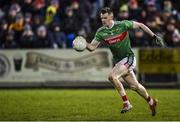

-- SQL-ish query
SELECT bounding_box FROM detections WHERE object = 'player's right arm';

[87,28,102,52]
[86,39,100,52]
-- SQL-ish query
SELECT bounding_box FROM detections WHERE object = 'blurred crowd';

[0,0,179,49]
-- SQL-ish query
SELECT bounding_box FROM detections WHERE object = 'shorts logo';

[0,54,10,77]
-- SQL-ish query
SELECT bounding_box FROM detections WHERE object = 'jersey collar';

[105,20,115,29]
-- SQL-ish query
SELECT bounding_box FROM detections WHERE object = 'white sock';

[149,98,154,105]
[123,100,130,105]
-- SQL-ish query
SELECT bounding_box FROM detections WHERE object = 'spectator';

[33,0,46,16]
[161,7,173,24]
[50,0,61,23]
[0,8,5,19]
[116,4,130,21]
[71,1,91,38]
[9,13,25,42]
[32,14,43,32]
[49,23,66,48]
[0,20,8,46]
[10,3,21,13]
[130,28,149,47]
[128,0,141,21]
[88,0,102,21]
[2,30,18,49]
[61,7,79,48]
[7,6,17,24]
[163,0,178,20]
[34,25,54,48]
[164,18,180,47]
[145,1,159,22]
[20,0,34,14]
[139,9,147,23]
[19,24,35,48]
[24,12,32,25]
[44,5,57,25]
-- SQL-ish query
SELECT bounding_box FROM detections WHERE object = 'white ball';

[73,36,87,51]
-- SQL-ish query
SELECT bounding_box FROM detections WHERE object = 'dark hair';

[100,7,113,14]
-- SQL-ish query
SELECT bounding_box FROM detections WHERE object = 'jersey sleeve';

[121,20,133,30]
[94,29,103,42]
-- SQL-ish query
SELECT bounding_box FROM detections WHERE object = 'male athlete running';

[86,7,165,116]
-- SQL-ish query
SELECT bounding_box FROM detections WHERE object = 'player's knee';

[108,74,118,83]
[108,72,124,82]
[108,74,115,82]
[130,84,139,91]
[108,74,111,81]
[108,75,122,89]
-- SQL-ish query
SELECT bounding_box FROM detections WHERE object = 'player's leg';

[108,62,132,113]
[123,71,157,116]
[124,71,149,98]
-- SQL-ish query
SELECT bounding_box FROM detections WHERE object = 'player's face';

[100,13,113,27]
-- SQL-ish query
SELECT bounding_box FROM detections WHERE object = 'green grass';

[0,89,179,121]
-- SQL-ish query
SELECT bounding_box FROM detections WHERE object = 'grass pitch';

[0,89,179,121]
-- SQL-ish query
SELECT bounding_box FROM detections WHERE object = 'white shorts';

[115,56,136,71]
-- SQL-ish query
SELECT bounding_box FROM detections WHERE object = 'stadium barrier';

[0,48,179,88]
[138,48,180,87]
[0,49,113,87]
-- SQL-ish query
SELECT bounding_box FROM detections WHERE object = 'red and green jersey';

[94,20,134,62]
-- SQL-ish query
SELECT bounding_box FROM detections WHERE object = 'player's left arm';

[133,21,155,37]
[132,21,166,47]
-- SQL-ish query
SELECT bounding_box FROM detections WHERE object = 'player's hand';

[152,35,166,47]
